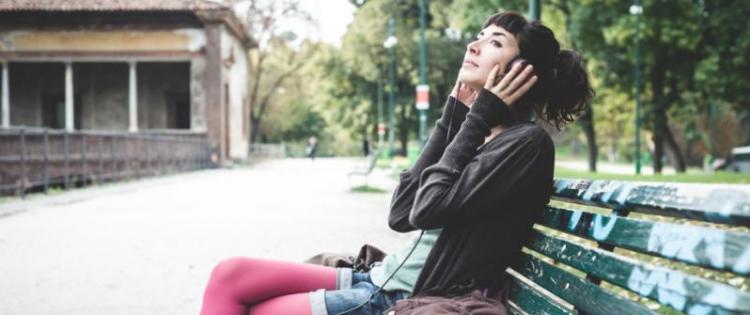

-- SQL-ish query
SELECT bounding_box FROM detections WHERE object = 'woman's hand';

[484,62,537,107]
[449,80,478,108]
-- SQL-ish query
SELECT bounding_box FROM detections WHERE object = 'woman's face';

[458,24,520,91]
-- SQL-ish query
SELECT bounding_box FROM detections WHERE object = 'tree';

[241,0,316,144]
[569,0,750,172]
[337,0,466,155]
[546,0,599,172]
[693,0,750,152]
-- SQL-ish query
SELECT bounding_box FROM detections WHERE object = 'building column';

[128,61,138,132]
[1,61,9,128]
[64,61,74,131]
[204,22,225,163]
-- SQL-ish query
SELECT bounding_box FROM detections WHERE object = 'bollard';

[64,130,70,190]
[81,133,86,186]
[19,128,26,198]
[97,135,103,184]
[43,129,49,194]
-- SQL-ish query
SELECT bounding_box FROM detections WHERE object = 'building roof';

[0,0,229,12]
[0,0,255,48]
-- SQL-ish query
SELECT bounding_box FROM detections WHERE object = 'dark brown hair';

[484,12,594,130]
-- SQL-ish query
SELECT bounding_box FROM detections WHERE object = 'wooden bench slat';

[527,230,750,314]
[507,302,527,315]
[539,206,750,275]
[506,270,575,315]
[512,253,657,315]
[552,179,750,227]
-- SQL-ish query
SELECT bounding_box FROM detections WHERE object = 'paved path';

[0,158,413,315]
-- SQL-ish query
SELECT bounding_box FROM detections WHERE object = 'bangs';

[482,12,528,37]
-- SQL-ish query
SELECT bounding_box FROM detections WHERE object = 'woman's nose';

[467,40,479,55]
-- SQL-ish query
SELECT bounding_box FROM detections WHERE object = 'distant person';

[362,136,371,157]
[200,11,593,315]
[306,136,318,161]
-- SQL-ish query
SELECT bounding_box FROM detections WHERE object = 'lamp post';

[416,0,428,149]
[630,1,643,174]
[383,17,398,158]
[529,0,540,21]
[377,68,385,153]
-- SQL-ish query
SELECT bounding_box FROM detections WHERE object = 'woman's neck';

[484,125,507,144]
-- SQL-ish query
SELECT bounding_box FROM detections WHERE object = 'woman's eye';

[491,40,502,47]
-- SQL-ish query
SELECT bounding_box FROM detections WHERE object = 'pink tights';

[200,257,337,315]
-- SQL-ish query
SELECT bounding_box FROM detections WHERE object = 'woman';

[200,11,593,315]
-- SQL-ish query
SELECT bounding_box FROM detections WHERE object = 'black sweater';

[388,88,554,297]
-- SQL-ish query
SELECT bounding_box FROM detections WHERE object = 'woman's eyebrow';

[491,32,507,38]
[478,31,507,41]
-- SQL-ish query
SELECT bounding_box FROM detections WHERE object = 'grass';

[555,167,750,184]
[350,185,387,193]
[375,156,410,169]
[384,153,749,184]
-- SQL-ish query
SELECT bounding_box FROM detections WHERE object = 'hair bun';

[544,49,595,130]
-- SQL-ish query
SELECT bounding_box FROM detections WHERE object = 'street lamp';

[416,0,428,149]
[377,67,385,153]
[631,0,643,174]
[383,17,397,158]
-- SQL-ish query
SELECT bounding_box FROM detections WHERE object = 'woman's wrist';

[439,96,470,128]
[470,88,517,127]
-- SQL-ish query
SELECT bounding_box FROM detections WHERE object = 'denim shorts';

[309,268,410,315]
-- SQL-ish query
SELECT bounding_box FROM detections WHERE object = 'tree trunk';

[249,116,262,144]
[652,130,664,174]
[579,106,598,172]
[658,110,687,172]
[650,48,666,174]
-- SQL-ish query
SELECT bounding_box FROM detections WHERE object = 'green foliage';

[555,168,750,184]
[350,185,388,193]
[255,0,749,161]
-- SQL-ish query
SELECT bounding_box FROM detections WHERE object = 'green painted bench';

[506,179,750,315]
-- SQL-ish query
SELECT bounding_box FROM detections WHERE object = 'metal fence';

[248,143,287,159]
[0,127,214,197]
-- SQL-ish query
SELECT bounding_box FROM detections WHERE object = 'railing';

[248,143,287,159]
[249,142,365,158]
[0,127,213,197]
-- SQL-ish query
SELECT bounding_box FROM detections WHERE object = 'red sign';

[416,84,429,110]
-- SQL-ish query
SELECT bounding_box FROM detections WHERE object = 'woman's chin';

[460,79,483,91]
[457,75,478,87]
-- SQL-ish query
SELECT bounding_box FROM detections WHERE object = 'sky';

[298,0,356,47]
[233,0,356,47]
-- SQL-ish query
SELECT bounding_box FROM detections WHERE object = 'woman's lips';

[463,60,478,67]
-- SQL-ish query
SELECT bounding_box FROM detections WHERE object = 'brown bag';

[304,244,387,272]
[384,290,508,315]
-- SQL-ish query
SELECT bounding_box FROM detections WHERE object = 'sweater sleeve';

[407,89,546,230]
[387,96,470,233]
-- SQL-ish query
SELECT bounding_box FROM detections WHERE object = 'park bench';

[505,178,750,315]
[347,151,380,187]
[732,146,750,173]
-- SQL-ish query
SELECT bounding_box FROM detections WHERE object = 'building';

[0,0,253,163]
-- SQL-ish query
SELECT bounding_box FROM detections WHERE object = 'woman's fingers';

[505,65,535,96]
[465,88,478,103]
[484,64,500,89]
[506,75,538,105]
[450,79,461,97]
[458,84,478,105]
[483,61,538,107]
[493,61,522,93]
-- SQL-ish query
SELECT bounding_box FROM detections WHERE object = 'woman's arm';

[387,95,470,232]
[407,89,553,230]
